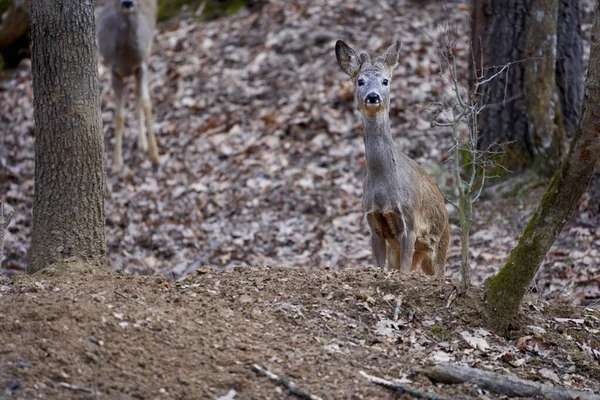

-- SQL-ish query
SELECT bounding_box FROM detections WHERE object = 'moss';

[427,322,451,341]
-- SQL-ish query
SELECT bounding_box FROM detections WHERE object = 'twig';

[393,296,403,321]
[359,370,447,400]
[58,382,93,393]
[416,364,600,400]
[251,364,323,400]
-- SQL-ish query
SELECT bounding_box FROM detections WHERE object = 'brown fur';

[336,40,450,275]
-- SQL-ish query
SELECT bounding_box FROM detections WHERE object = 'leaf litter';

[0,0,599,397]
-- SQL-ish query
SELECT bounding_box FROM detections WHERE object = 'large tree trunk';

[484,1,600,335]
[28,0,106,273]
[472,0,583,176]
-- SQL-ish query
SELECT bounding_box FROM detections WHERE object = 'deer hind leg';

[420,250,437,276]
[134,73,148,152]
[411,250,426,272]
[136,63,159,167]
[111,71,127,173]
[433,223,451,276]
[367,214,387,271]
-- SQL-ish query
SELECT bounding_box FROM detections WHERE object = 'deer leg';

[411,250,426,272]
[111,71,126,173]
[135,74,148,152]
[388,246,402,270]
[400,230,416,273]
[137,63,159,167]
[367,214,387,271]
[420,251,436,276]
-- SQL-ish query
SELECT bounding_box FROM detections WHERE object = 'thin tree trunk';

[484,1,600,335]
[28,0,106,273]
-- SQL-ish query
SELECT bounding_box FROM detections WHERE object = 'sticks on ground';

[416,364,600,400]
[359,370,447,400]
[251,364,323,400]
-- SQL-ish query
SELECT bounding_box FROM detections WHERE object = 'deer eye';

[357,79,365,86]
[382,79,389,86]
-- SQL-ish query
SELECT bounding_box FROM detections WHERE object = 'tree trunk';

[524,0,566,175]
[484,1,600,335]
[472,0,583,176]
[28,0,106,273]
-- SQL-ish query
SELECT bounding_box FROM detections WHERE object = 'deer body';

[97,0,159,172]
[336,40,450,275]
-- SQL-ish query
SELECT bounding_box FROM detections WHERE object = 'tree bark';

[524,0,567,175]
[28,0,106,273]
[472,0,583,176]
[484,1,600,335]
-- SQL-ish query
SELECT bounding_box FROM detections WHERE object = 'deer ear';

[336,40,361,77]
[378,41,402,72]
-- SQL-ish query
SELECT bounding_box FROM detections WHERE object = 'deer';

[96,0,160,173]
[335,40,450,276]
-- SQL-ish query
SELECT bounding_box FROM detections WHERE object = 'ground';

[1,0,600,398]
[1,264,600,399]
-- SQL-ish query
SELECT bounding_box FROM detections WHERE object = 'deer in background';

[97,0,160,172]
[335,40,450,276]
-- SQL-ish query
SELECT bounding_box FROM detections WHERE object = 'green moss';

[428,322,451,342]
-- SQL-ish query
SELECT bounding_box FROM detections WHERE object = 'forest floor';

[1,0,600,398]
[1,264,600,399]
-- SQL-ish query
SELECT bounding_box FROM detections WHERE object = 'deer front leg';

[137,63,159,168]
[400,230,416,273]
[367,213,387,271]
[135,75,148,152]
[112,71,126,173]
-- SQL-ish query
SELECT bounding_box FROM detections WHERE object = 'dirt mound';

[1,265,599,399]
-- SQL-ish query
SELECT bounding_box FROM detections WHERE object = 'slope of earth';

[0,0,598,305]
[1,265,600,399]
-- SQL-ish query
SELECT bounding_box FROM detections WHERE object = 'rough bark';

[419,364,600,400]
[28,0,106,273]
[472,0,583,175]
[484,2,600,335]
[557,0,584,139]
[524,0,566,176]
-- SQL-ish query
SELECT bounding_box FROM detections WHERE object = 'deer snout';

[365,92,382,107]
[120,0,134,10]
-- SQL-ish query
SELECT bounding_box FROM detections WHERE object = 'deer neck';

[362,112,396,177]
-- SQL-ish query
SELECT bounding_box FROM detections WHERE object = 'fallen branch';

[0,201,15,267]
[251,364,323,400]
[416,364,600,400]
[359,370,447,400]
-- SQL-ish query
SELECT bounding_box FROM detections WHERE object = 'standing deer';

[97,0,160,172]
[335,40,450,275]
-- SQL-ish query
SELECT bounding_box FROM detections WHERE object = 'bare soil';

[1,264,599,399]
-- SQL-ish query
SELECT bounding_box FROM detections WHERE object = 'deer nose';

[365,93,381,104]
[121,0,134,9]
